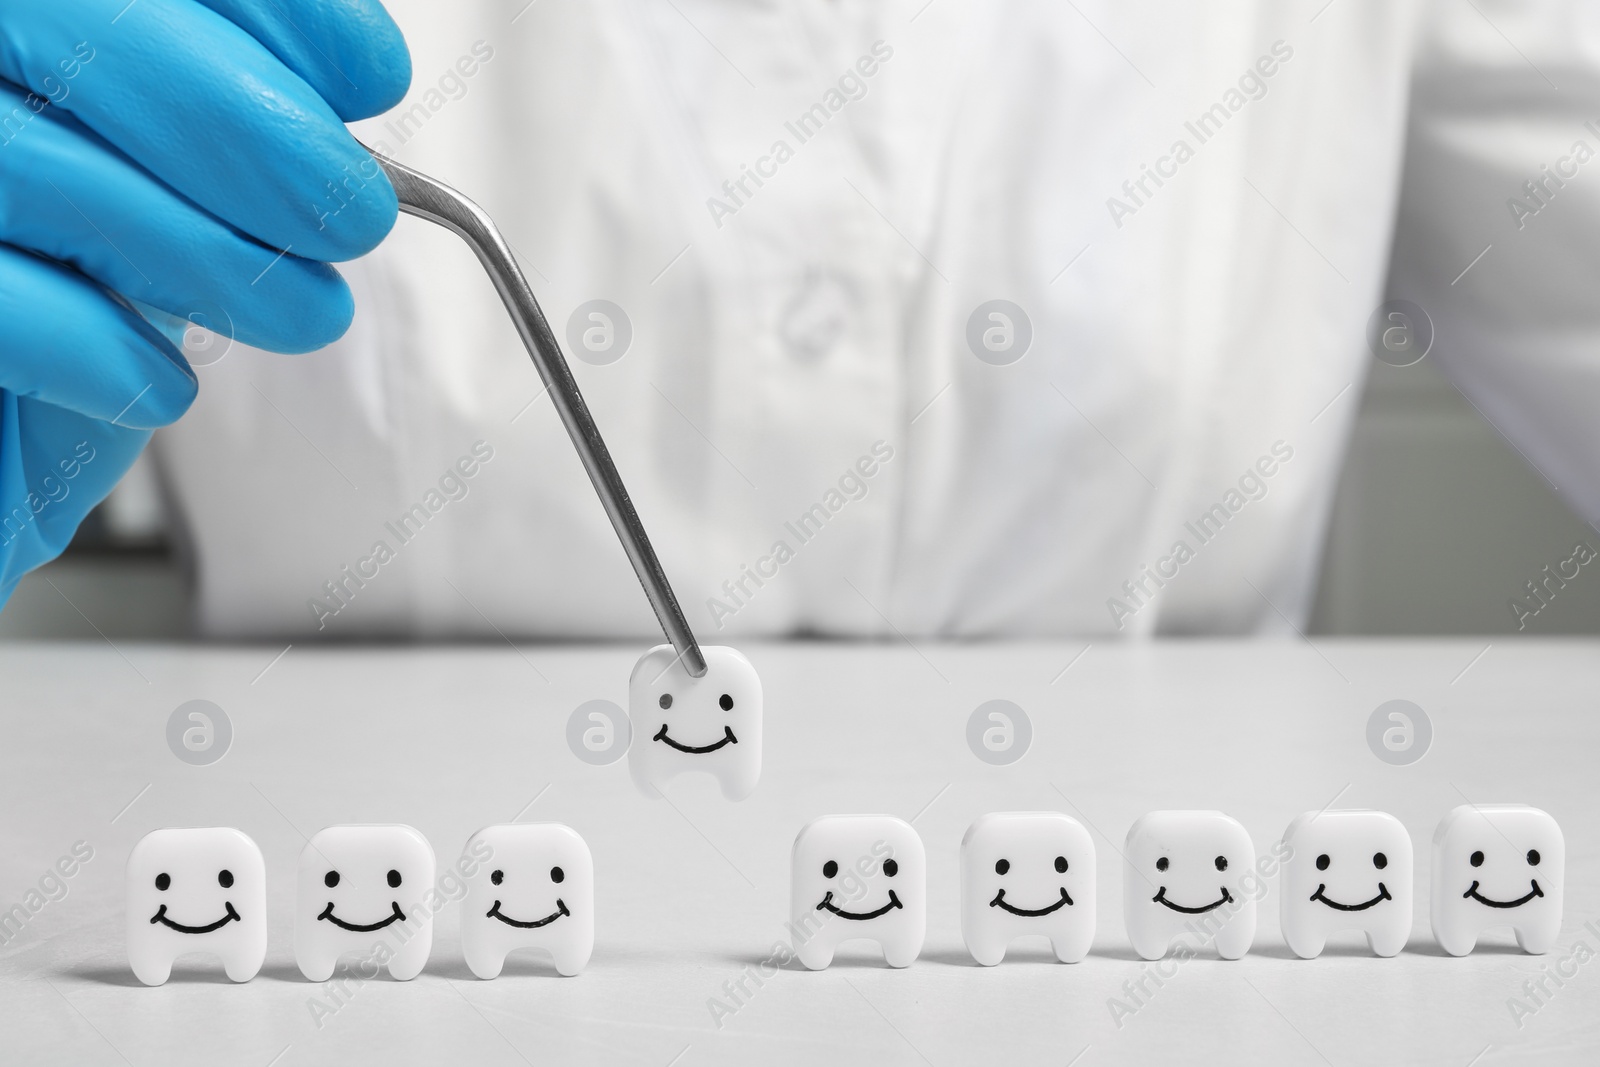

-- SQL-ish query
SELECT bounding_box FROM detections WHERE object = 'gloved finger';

[0,84,354,354]
[0,0,396,261]
[0,396,151,601]
[189,0,411,121]
[0,243,197,430]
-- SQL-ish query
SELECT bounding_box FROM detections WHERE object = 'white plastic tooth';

[1123,811,1258,961]
[294,825,436,982]
[791,816,925,969]
[629,645,762,801]
[126,827,267,986]
[961,812,1095,966]
[461,824,593,979]
[1431,804,1563,956]
[1279,810,1412,959]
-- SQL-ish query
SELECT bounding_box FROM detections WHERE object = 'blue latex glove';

[0,0,410,605]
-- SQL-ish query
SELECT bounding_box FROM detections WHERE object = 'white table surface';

[0,638,1595,1066]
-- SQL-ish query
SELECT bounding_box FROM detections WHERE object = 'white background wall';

[4,350,1596,640]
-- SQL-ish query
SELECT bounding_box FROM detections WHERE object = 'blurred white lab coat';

[154,0,1600,640]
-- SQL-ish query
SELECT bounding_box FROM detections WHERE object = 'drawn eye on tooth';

[719,694,733,710]
[659,693,672,710]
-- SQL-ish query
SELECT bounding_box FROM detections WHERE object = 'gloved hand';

[0,0,410,604]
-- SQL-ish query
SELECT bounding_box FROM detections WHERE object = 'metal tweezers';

[363,144,707,677]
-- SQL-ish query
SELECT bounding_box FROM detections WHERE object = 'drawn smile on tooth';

[990,887,1072,916]
[487,898,570,928]
[1310,882,1391,911]
[1152,886,1233,914]
[816,890,902,920]
[317,901,406,932]
[653,724,737,753]
[150,902,240,934]
[1464,880,1543,908]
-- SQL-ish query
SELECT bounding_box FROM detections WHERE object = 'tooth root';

[126,828,267,986]
[629,645,763,802]
[465,949,507,981]
[1514,923,1559,955]
[386,935,432,981]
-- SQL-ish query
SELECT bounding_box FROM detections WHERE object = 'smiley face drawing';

[294,825,436,982]
[628,644,762,801]
[1124,811,1257,960]
[1432,804,1564,956]
[961,812,1095,965]
[461,824,594,979]
[791,816,925,969]
[126,827,267,985]
[1280,810,1412,958]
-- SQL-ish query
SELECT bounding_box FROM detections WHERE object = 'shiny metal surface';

[365,145,705,676]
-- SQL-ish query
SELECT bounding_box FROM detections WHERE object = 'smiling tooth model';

[1431,804,1563,956]
[461,824,593,978]
[1124,811,1258,960]
[961,812,1096,965]
[126,827,267,985]
[629,644,762,800]
[791,816,925,969]
[1279,810,1412,958]
[294,825,436,982]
